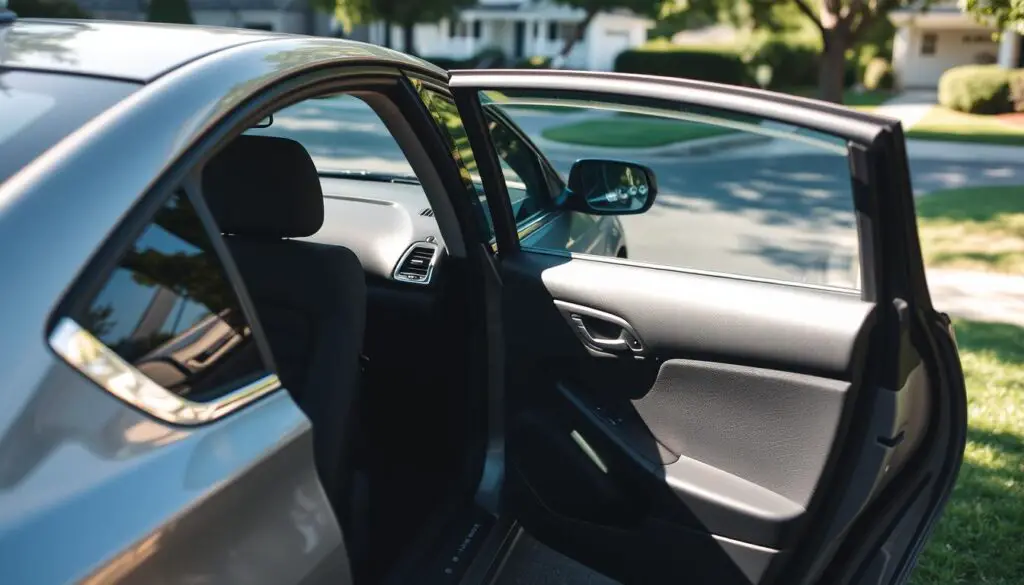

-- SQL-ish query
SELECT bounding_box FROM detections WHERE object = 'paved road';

[260,98,1024,289]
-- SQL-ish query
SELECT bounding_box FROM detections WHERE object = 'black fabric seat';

[202,135,367,519]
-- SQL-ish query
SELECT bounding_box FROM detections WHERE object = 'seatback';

[202,135,367,514]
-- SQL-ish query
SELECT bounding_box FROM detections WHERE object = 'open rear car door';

[448,71,967,585]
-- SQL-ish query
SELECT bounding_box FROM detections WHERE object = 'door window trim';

[449,70,919,304]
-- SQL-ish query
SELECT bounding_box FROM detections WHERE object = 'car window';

[484,109,553,225]
[71,191,269,402]
[0,71,138,185]
[245,94,417,178]
[479,90,861,290]
[412,82,497,244]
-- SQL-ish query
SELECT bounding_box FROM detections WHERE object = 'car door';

[449,71,967,585]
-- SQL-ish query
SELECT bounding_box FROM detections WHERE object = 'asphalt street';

[260,97,1024,289]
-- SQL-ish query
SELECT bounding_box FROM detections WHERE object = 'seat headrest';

[203,135,324,238]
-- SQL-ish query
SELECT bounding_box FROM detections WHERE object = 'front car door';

[449,71,967,585]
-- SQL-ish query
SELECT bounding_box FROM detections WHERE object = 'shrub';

[9,0,89,17]
[614,43,751,86]
[421,56,470,70]
[472,47,508,68]
[862,57,894,91]
[751,38,819,89]
[1011,73,1024,112]
[147,0,193,24]
[938,65,1023,114]
[515,56,552,69]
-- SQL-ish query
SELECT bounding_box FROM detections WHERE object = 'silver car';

[0,16,966,585]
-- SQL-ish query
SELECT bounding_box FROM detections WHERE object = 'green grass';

[907,107,1024,145]
[917,186,1024,273]
[910,319,1024,585]
[541,118,737,148]
[784,88,894,110]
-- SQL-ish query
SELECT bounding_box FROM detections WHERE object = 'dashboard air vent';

[419,208,434,217]
[394,242,438,284]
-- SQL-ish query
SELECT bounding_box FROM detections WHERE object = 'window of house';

[72,190,269,403]
[244,23,274,31]
[548,22,558,41]
[473,21,482,39]
[559,23,577,41]
[921,33,938,55]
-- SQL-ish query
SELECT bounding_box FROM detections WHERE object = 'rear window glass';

[0,71,138,184]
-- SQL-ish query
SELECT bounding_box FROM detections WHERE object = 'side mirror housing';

[563,159,658,215]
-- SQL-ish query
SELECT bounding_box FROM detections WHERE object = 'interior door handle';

[554,300,645,355]
[570,316,632,352]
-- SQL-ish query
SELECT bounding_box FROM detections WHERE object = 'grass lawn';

[784,88,894,110]
[916,186,1024,273]
[910,319,1024,585]
[907,107,1024,145]
[541,118,737,148]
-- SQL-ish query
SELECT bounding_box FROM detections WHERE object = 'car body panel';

[0,33,452,585]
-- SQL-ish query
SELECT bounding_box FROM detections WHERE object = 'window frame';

[49,68,439,426]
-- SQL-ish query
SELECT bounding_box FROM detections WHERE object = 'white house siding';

[894,28,999,88]
[368,2,648,71]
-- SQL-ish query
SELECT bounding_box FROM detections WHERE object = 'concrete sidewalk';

[928,269,1024,326]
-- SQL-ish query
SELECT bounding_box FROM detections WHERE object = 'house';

[889,0,1023,89]
[359,0,651,71]
[75,0,331,36]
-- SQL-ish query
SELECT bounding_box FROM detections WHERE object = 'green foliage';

[1011,73,1024,111]
[749,36,820,89]
[8,0,90,18]
[960,0,1024,31]
[515,55,553,69]
[862,57,894,91]
[939,65,1024,114]
[146,0,194,24]
[615,41,751,85]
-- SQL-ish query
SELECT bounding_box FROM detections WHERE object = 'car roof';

[0,19,442,82]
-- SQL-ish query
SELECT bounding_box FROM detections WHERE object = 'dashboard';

[302,177,447,285]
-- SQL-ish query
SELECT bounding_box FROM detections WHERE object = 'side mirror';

[253,114,274,129]
[564,159,657,215]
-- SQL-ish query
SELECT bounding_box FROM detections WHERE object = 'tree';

[961,0,1024,32]
[147,0,194,24]
[710,0,936,103]
[552,0,670,61]
[317,0,472,55]
[8,0,90,18]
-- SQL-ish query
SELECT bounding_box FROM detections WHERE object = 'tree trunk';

[818,32,848,104]
[559,10,597,58]
[383,20,392,49]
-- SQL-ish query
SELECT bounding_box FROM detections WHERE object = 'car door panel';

[451,70,962,585]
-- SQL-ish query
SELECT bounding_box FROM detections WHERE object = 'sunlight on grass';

[541,118,737,148]
[917,186,1024,273]
[911,320,1024,585]
[907,107,1024,145]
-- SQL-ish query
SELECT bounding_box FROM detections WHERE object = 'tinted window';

[0,71,138,184]
[246,94,417,178]
[78,191,268,402]
[480,90,862,290]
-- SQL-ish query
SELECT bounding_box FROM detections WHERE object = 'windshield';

[0,71,138,184]
[245,94,419,179]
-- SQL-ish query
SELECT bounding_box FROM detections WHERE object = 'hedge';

[939,65,1024,114]
[614,44,751,86]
